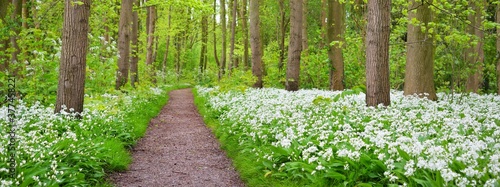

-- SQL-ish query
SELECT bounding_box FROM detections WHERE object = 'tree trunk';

[175,34,181,80]
[327,0,344,91]
[115,0,133,90]
[229,0,237,73]
[240,0,249,69]
[403,0,437,100]
[278,0,286,71]
[249,0,263,88]
[320,0,327,48]
[497,2,500,95]
[465,1,484,93]
[286,0,303,91]
[146,6,156,65]
[200,8,208,74]
[10,0,22,75]
[55,0,91,114]
[365,0,390,106]
[21,0,28,28]
[163,6,172,73]
[301,0,308,52]
[130,0,139,88]
[213,0,221,80]
[220,0,227,77]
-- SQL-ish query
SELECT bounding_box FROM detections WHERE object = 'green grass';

[101,138,132,172]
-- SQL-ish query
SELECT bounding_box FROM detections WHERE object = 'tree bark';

[365,0,390,106]
[327,0,344,91]
[220,0,227,78]
[21,0,28,28]
[175,34,181,80]
[240,0,249,69]
[249,0,263,88]
[130,0,139,88]
[213,0,221,80]
[286,0,303,91]
[55,0,91,114]
[278,0,286,71]
[403,0,437,100]
[229,0,237,73]
[163,6,172,73]
[200,7,209,74]
[146,6,156,65]
[465,1,484,93]
[319,0,327,48]
[301,0,308,52]
[115,0,133,90]
[10,0,22,75]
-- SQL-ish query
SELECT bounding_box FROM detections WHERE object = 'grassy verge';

[0,84,189,186]
[192,88,309,187]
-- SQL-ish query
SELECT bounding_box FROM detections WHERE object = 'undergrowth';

[0,84,190,186]
[193,88,309,187]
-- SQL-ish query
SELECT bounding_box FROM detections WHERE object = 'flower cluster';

[197,86,500,186]
[0,85,169,186]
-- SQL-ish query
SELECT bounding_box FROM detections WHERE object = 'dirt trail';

[110,88,245,187]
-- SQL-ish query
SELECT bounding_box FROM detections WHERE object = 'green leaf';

[355,183,372,187]
[324,171,346,180]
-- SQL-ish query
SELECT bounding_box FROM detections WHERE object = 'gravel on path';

[110,88,245,187]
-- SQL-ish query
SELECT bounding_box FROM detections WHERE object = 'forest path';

[110,88,245,187]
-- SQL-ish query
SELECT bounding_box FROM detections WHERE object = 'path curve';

[110,88,245,187]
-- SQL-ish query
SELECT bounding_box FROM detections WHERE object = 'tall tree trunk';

[153,35,159,63]
[200,8,208,74]
[220,0,227,78]
[163,6,172,73]
[240,0,249,69]
[497,2,500,95]
[21,0,27,28]
[115,0,133,90]
[301,0,308,51]
[55,0,91,114]
[365,0,390,106]
[286,0,303,91]
[10,0,22,75]
[249,0,263,88]
[278,0,286,71]
[403,0,437,100]
[327,0,344,91]
[213,0,221,80]
[146,6,156,65]
[320,0,327,48]
[229,0,237,73]
[175,34,181,80]
[130,0,139,88]
[465,1,484,93]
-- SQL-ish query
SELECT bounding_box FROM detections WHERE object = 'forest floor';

[109,88,245,187]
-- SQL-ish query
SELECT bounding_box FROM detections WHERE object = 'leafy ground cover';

[0,84,188,186]
[195,86,500,187]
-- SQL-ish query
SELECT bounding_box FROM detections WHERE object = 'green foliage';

[218,69,257,92]
[193,88,308,187]
[0,84,182,186]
